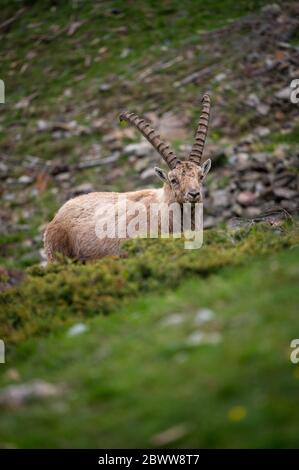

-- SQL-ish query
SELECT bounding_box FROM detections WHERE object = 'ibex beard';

[44,93,212,262]
[94,195,203,250]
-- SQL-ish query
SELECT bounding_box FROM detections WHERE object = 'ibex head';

[120,94,212,204]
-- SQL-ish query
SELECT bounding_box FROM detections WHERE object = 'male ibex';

[44,94,212,261]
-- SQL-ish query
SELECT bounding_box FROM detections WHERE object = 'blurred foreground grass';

[0,225,299,448]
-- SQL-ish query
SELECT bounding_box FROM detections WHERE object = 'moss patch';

[1,223,298,347]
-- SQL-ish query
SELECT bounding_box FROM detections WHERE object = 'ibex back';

[44,94,212,261]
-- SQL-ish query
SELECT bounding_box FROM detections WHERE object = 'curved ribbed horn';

[189,93,211,165]
[119,111,180,169]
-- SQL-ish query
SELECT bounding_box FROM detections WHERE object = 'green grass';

[0,0,287,157]
[270,126,299,145]
[0,241,299,448]
[1,0,274,136]
[2,0,279,96]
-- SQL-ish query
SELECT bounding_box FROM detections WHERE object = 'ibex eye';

[170,178,177,185]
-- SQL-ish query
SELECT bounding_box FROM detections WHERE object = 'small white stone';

[261,3,281,14]
[256,126,270,137]
[257,103,270,116]
[246,93,260,107]
[0,162,8,174]
[67,323,88,337]
[37,119,50,131]
[194,308,215,325]
[55,172,70,182]
[275,87,291,100]
[186,331,204,346]
[214,72,227,82]
[160,313,184,327]
[140,167,156,180]
[124,141,152,157]
[204,332,222,344]
[99,83,111,92]
[120,48,131,59]
[186,330,221,347]
[0,380,62,407]
[18,175,33,185]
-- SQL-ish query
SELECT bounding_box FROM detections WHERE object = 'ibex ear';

[154,167,168,183]
[202,158,211,179]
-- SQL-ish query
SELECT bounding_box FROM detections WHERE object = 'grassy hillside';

[0,0,299,449]
[1,0,297,269]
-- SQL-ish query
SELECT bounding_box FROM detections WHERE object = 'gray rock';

[55,172,71,182]
[150,424,189,446]
[73,183,94,195]
[160,314,184,327]
[237,191,257,206]
[99,83,111,92]
[244,206,262,217]
[246,93,260,107]
[252,152,270,163]
[18,175,34,185]
[120,48,131,59]
[203,216,217,228]
[275,87,291,100]
[134,157,151,172]
[124,141,153,157]
[231,204,243,216]
[257,103,270,116]
[186,331,221,347]
[273,145,288,159]
[212,189,230,208]
[0,380,63,408]
[0,162,8,176]
[274,187,298,200]
[77,153,120,169]
[255,127,270,137]
[140,167,156,180]
[261,3,281,15]
[37,119,50,131]
[281,200,299,211]
[214,72,227,82]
